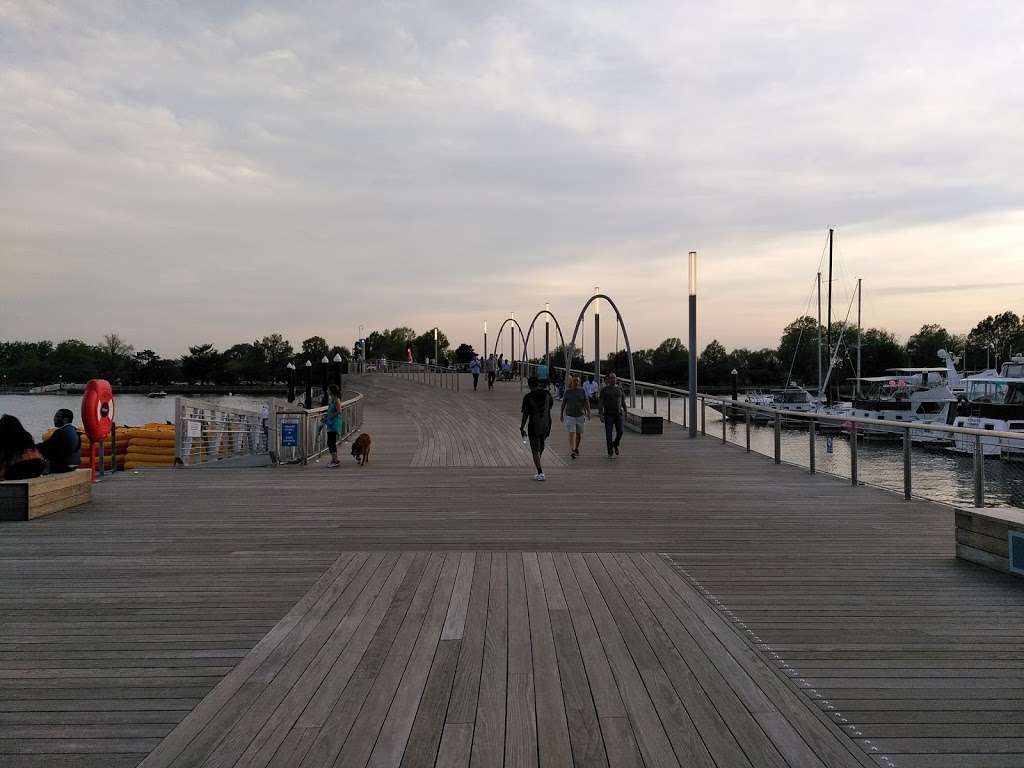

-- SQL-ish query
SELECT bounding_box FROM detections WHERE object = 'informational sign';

[187,420,202,438]
[260,403,270,419]
[281,421,299,448]
[826,435,834,454]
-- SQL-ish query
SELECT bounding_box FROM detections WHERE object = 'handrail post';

[721,405,727,444]
[745,410,751,453]
[667,394,671,424]
[701,398,707,436]
[974,434,985,507]
[850,422,858,485]
[903,426,912,501]
[809,420,816,474]
[773,413,781,464]
[653,389,657,414]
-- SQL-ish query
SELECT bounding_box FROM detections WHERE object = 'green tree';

[777,316,823,387]
[47,339,100,383]
[453,343,476,364]
[699,340,732,386]
[256,334,293,381]
[968,311,1024,364]
[906,324,959,367]
[181,344,221,385]
[411,329,450,363]
[859,328,907,375]
[366,327,416,360]
[301,336,329,360]
[650,337,688,384]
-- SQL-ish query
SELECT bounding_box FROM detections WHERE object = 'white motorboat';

[950,356,1024,458]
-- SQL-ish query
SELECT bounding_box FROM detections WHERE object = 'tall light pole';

[433,327,438,367]
[688,251,698,438]
[510,312,515,373]
[544,302,551,373]
[358,324,364,364]
[593,287,601,386]
[484,321,488,361]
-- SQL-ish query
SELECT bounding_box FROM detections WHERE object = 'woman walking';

[324,384,344,468]
[469,355,482,391]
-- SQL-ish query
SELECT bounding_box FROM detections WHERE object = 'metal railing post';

[974,434,985,507]
[850,423,858,485]
[773,413,781,464]
[903,426,912,501]
[745,410,751,453]
[640,388,644,410]
[721,407,727,444]
[667,395,671,423]
[701,398,707,436]
[809,420,816,474]
[653,389,658,414]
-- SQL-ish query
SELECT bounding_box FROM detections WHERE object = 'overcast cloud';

[2,1,1022,356]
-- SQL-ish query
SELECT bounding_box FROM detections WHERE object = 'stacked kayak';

[124,424,178,469]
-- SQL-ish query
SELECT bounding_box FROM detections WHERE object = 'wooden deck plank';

[470,552,507,768]
[505,552,538,768]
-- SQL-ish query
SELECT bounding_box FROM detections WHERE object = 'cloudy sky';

[2,1,1022,358]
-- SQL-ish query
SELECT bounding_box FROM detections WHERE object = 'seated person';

[37,408,81,473]
[0,414,45,481]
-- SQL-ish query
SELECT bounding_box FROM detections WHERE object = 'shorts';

[527,431,546,454]
[564,414,586,433]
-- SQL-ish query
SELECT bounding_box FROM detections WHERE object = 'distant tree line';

[2,310,1020,389]
[0,333,351,387]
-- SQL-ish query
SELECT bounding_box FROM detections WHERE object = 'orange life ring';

[81,379,115,442]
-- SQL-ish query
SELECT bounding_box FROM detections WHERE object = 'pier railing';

[272,392,364,465]
[378,361,461,391]
[174,398,272,466]
[521,362,1024,510]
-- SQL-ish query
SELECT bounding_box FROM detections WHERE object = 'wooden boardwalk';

[0,373,1020,767]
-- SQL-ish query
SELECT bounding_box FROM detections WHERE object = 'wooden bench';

[955,505,1024,577]
[624,408,663,435]
[0,470,92,522]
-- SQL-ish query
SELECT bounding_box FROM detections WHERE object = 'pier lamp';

[303,359,312,410]
[333,353,343,393]
[688,251,698,438]
[433,328,438,368]
[320,356,329,406]
[594,287,601,385]
[545,302,551,371]
[484,321,488,361]
[510,312,515,369]
[286,362,296,403]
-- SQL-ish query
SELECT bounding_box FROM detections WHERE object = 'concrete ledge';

[955,505,1024,577]
[625,409,663,435]
[0,469,92,522]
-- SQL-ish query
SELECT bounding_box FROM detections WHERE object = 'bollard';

[809,420,816,474]
[974,434,985,507]
[850,423,859,485]
[773,413,781,464]
[903,426,912,500]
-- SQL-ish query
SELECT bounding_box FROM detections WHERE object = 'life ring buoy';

[81,379,115,442]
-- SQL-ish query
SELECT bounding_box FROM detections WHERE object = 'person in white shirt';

[583,376,599,406]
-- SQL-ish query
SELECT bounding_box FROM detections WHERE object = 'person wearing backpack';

[519,375,553,481]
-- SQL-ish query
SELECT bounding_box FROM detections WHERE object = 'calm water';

[0,394,269,440]
[647,393,1024,509]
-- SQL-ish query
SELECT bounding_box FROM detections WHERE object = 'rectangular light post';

[544,302,550,373]
[688,251,698,438]
[483,321,488,362]
[594,287,601,387]
[433,328,438,368]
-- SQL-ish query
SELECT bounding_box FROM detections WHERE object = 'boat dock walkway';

[1,373,1021,767]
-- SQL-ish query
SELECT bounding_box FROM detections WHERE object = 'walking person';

[323,384,344,467]
[469,354,482,391]
[520,375,553,481]
[486,354,497,390]
[598,373,627,458]
[583,375,599,406]
[560,376,591,459]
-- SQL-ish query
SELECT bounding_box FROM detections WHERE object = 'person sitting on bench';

[0,414,44,481]
[37,408,81,474]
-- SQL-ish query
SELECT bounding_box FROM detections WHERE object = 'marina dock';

[1,373,1021,767]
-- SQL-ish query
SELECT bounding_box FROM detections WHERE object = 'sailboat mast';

[856,278,862,398]
[816,271,822,398]
[826,228,833,406]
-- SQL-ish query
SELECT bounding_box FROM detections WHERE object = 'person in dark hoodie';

[37,408,81,473]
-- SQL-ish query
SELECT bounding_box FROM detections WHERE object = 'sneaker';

[607,451,614,458]
[537,472,546,481]
[327,461,340,468]
[613,444,619,456]
[570,450,577,459]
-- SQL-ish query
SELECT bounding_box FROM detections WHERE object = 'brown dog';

[351,433,372,465]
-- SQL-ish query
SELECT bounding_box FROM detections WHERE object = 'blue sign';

[826,435,834,454]
[281,422,299,448]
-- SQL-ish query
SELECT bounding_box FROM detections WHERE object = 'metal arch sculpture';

[523,309,568,371]
[492,317,530,390]
[567,293,637,407]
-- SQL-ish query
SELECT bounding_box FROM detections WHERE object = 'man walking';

[598,373,627,457]
[469,354,482,391]
[520,375,553,481]
[486,354,497,390]
[560,376,590,459]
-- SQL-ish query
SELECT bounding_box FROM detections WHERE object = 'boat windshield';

[966,380,1024,404]
[774,391,809,403]
[1000,363,1024,378]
